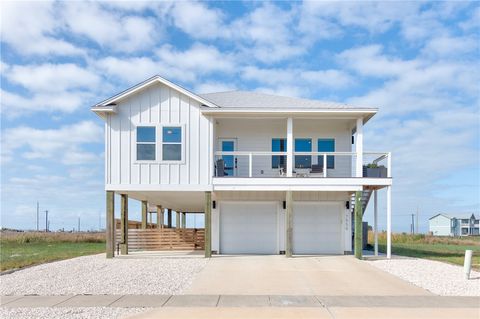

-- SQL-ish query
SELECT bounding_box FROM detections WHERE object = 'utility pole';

[45,210,49,232]
[36,201,39,231]
[411,213,415,234]
[416,206,419,234]
[78,217,81,232]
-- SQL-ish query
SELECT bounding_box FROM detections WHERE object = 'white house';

[92,75,393,258]
[429,213,479,236]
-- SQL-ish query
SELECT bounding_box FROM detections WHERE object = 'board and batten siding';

[105,83,212,189]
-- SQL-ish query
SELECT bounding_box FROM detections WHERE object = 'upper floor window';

[318,139,335,169]
[162,126,182,161]
[295,138,311,169]
[136,126,156,161]
[271,138,286,169]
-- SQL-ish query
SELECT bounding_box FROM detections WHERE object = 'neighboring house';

[429,213,479,236]
[92,75,393,258]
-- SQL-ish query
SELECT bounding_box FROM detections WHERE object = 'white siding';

[105,83,211,189]
[429,215,453,236]
[215,118,352,178]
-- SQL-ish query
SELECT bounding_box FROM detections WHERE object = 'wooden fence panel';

[115,228,205,251]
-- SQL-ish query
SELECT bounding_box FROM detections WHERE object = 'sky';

[1,1,479,233]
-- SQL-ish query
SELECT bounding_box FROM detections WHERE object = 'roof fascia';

[93,75,219,109]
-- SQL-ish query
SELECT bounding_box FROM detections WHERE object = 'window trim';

[133,123,185,164]
[160,124,185,164]
[135,125,157,162]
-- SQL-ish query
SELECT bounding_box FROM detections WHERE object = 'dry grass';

[0,231,105,244]
[368,231,480,246]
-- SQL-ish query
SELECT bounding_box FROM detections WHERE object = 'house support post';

[120,194,128,255]
[356,118,363,177]
[374,190,378,256]
[156,206,163,229]
[285,190,293,257]
[387,186,392,259]
[354,190,363,259]
[205,192,212,258]
[141,200,148,229]
[182,212,186,228]
[286,117,293,177]
[106,191,115,258]
[176,211,181,229]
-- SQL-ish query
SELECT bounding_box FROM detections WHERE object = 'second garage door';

[293,202,343,254]
[220,202,278,254]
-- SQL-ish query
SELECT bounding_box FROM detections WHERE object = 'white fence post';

[464,250,473,279]
[248,153,253,177]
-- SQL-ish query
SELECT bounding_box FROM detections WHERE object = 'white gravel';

[0,253,207,295]
[367,258,480,296]
[0,307,148,319]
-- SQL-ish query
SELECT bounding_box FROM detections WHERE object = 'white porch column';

[374,190,378,256]
[386,186,392,259]
[286,117,293,177]
[355,118,363,177]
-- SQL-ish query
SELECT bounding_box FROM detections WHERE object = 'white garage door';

[293,202,342,254]
[220,202,277,254]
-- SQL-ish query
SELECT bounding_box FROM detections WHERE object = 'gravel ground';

[0,307,148,319]
[0,254,208,295]
[367,258,480,296]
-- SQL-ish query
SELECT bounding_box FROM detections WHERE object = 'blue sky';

[1,1,479,232]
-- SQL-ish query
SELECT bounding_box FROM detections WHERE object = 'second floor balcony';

[214,151,391,179]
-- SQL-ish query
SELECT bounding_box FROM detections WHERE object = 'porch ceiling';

[121,191,206,212]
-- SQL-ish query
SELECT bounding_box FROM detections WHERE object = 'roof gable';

[92,75,219,117]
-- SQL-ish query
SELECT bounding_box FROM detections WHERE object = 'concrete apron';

[185,255,431,296]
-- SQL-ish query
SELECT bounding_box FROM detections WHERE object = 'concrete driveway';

[184,255,431,296]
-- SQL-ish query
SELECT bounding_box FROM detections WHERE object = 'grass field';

[0,231,105,271]
[369,232,480,270]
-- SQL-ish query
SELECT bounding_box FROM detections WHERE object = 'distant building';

[429,213,479,236]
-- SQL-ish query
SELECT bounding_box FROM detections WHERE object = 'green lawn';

[370,232,480,270]
[0,232,105,271]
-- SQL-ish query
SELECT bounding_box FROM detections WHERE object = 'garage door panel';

[293,202,342,255]
[220,202,277,254]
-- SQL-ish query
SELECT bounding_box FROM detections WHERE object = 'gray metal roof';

[200,91,376,110]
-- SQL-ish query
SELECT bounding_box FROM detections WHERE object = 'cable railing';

[213,151,391,178]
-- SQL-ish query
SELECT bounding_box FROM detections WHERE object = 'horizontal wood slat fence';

[115,228,205,251]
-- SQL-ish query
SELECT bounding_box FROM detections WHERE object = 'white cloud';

[337,45,419,78]
[1,89,89,118]
[169,1,226,39]
[61,1,160,52]
[2,121,103,165]
[5,63,101,93]
[422,36,478,58]
[0,1,83,56]
[94,43,237,86]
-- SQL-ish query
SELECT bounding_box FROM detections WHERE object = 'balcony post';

[356,118,363,177]
[387,152,392,178]
[287,117,293,177]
